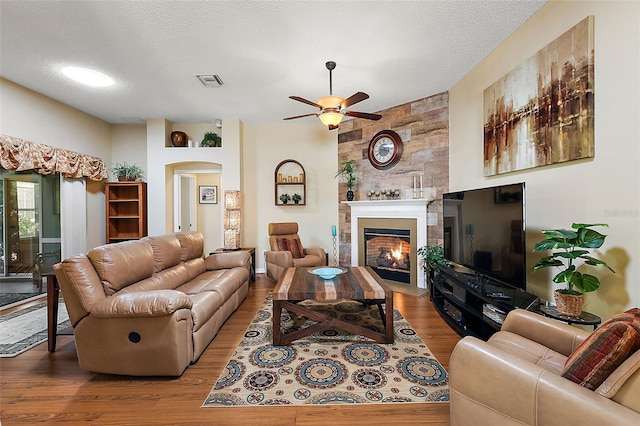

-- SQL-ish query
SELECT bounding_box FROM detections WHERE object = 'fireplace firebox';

[364,228,411,284]
[349,202,427,289]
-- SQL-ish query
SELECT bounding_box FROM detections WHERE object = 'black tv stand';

[430,264,539,340]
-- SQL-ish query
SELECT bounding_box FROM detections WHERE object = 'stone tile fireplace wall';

[337,92,450,266]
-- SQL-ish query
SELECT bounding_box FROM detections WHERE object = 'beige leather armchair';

[450,309,640,425]
[265,222,326,281]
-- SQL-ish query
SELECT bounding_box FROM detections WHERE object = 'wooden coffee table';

[272,266,394,345]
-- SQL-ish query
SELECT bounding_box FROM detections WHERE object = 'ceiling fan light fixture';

[318,111,343,127]
[317,95,344,108]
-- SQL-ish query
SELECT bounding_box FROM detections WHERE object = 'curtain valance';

[0,135,108,181]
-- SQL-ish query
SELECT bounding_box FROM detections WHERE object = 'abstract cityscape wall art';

[483,16,594,176]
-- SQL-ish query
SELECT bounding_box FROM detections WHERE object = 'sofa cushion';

[562,308,640,391]
[143,234,182,273]
[488,330,567,375]
[88,240,154,296]
[187,291,224,332]
[174,231,204,261]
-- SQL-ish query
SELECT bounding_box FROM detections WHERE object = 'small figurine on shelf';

[292,193,302,204]
[279,193,291,204]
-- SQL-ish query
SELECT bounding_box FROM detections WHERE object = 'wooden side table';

[43,272,60,352]
[539,305,601,330]
[210,247,256,282]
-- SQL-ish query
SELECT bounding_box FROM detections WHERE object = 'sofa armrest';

[89,290,192,319]
[501,308,590,356]
[265,250,293,267]
[205,250,250,270]
[304,247,326,263]
[450,336,640,426]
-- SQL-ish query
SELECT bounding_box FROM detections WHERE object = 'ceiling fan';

[284,61,382,130]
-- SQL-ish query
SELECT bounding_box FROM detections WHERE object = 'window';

[16,181,38,238]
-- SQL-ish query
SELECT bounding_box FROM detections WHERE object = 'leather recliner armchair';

[449,308,640,425]
[265,222,326,282]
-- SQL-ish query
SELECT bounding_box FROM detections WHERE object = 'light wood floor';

[0,274,461,425]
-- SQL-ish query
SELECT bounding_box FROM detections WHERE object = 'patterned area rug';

[0,292,42,308]
[203,294,449,407]
[0,301,70,357]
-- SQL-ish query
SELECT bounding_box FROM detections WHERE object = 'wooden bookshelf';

[105,182,147,243]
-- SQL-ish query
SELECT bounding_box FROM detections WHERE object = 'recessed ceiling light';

[62,66,114,87]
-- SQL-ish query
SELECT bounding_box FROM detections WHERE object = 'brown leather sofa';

[54,231,250,376]
[450,309,640,425]
[265,222,326,281]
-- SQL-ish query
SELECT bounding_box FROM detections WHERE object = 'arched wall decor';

[0,135,108,181]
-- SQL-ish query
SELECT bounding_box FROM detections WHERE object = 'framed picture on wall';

[199,185,217,204]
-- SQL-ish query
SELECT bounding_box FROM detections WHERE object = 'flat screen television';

[442,182,526,290]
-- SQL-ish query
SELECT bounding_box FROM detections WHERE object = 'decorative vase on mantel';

[346,190,354,201]
[553,290,585,317]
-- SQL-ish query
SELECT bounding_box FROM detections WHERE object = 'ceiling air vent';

[196,74,225,87]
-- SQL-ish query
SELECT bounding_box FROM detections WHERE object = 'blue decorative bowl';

[309,267,346,280]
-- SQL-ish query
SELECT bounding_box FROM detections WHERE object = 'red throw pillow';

[562,308,640,391]
[290,237,305,259]
[275,237,304,258]
[276,237,288,252]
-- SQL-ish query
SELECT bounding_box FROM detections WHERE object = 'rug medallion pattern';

[203,294,449,407]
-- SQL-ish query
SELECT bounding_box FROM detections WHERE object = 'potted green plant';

[279,193,291,204]
[201,131,222,147]
[418,244,447,287]
[335,159,359,201]
[532,223,614,316]
[292,193,302,204]
[111,162,144,181]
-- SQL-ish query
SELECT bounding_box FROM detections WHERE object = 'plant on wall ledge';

[201,131,222,147]
[335,159,359,201]
[279,193,291,204]
[292,193,302,204]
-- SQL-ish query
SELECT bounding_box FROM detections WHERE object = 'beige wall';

[0,78,112,250]
[449,0,640,319]
[110,124,147,180]
[243,122,337,272]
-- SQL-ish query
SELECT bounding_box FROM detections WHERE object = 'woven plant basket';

[554,290,585,317]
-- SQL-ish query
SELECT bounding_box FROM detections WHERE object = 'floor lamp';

[224,190,241,250]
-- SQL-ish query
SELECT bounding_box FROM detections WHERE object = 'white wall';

[0,78,112,251]
[449,0,640,320]
[243,122,337,272]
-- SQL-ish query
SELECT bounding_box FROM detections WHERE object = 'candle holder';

[331,225,338,266]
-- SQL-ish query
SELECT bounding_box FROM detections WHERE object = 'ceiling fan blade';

[289,96,322,109]
[342,92,369,108]
[344,110,382,121]
[283,113,318,120]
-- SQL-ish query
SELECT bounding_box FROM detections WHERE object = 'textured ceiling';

[0,1,546,125]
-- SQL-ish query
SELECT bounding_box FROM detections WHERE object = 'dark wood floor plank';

[0,274,460,425]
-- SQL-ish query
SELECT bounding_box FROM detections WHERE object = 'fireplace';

[364,228,411,284]
[346,199,429,289]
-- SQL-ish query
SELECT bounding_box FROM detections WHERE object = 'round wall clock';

[368,130,403,170]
